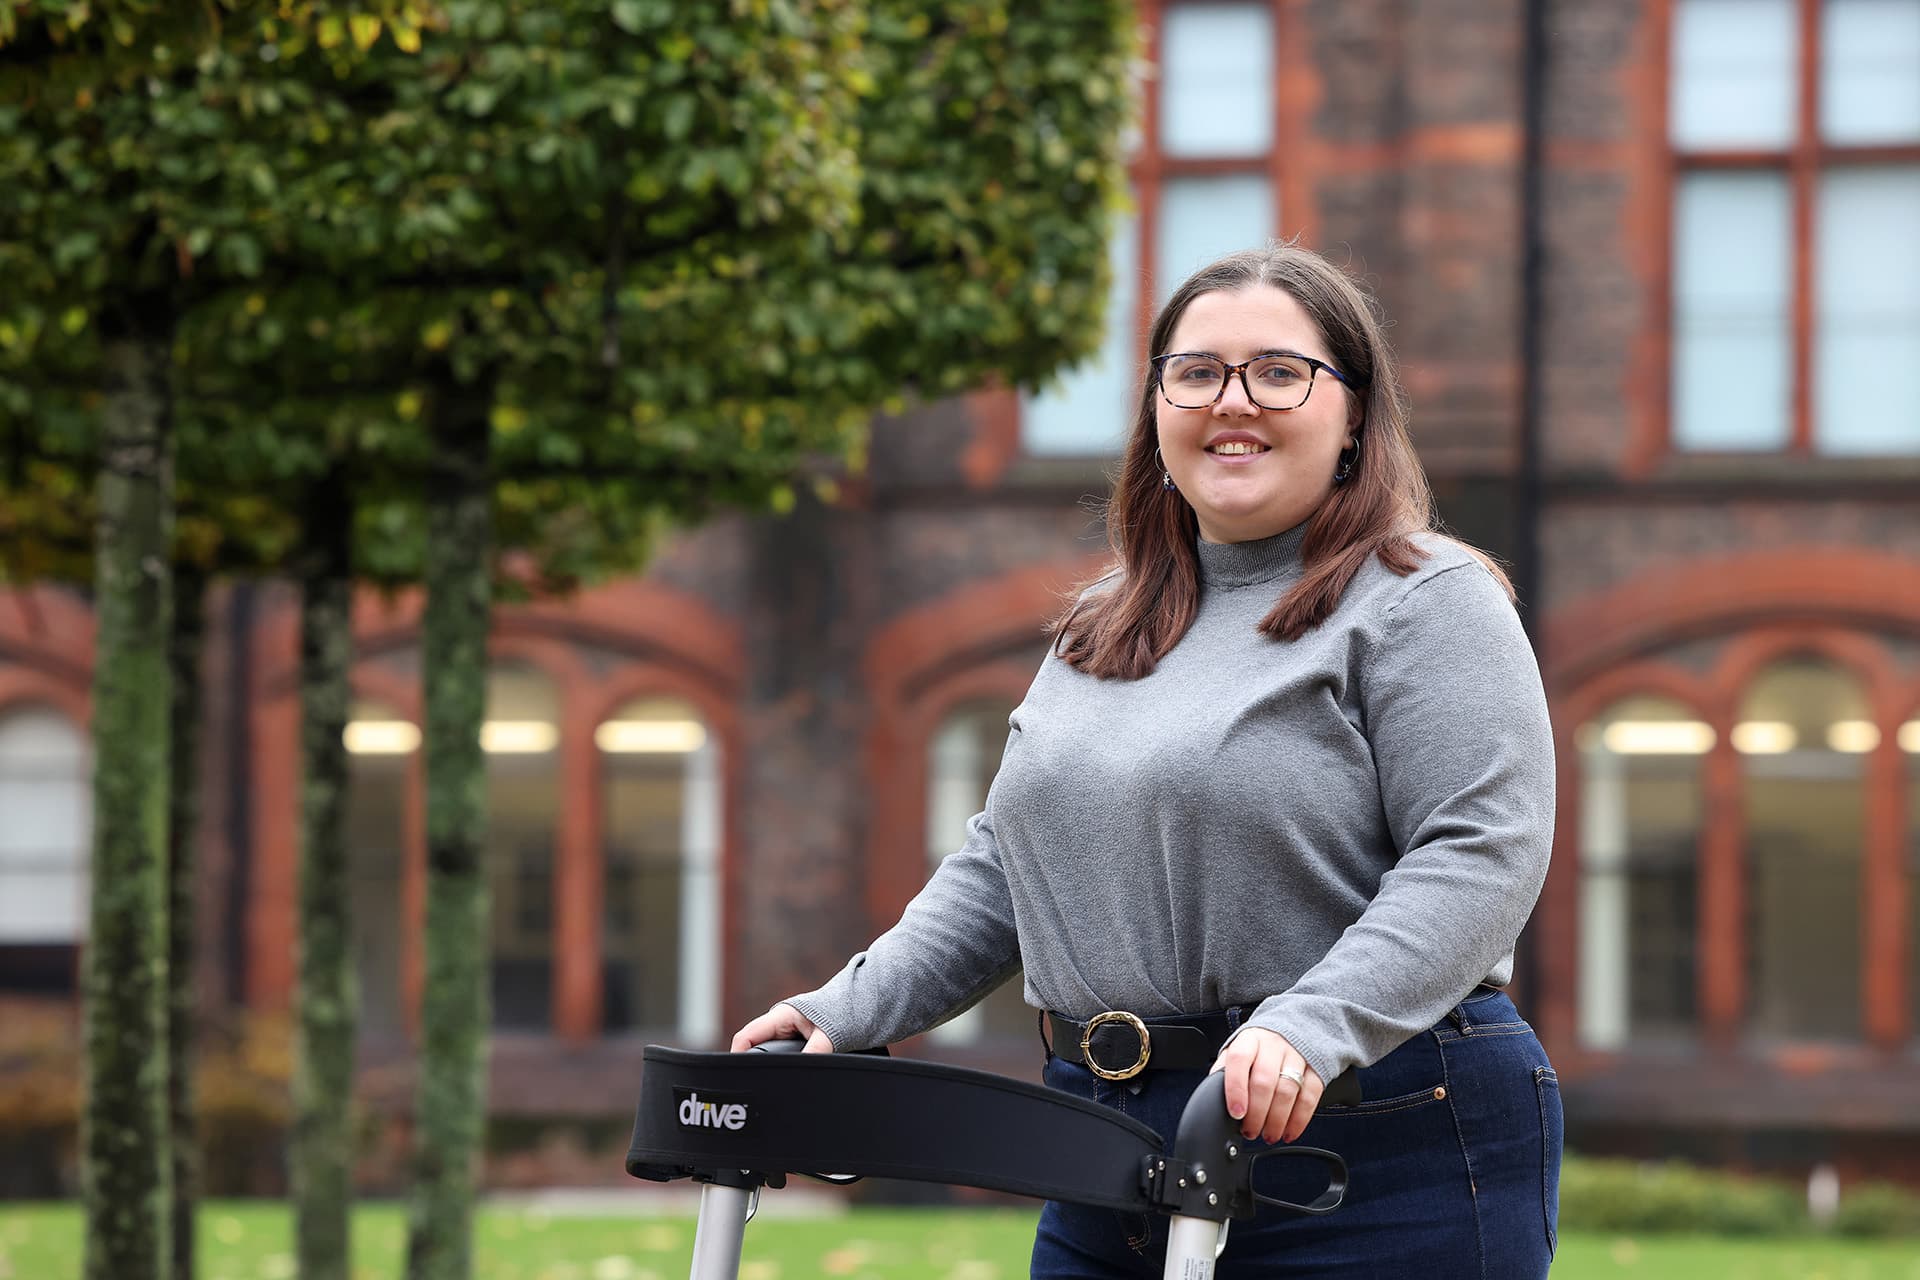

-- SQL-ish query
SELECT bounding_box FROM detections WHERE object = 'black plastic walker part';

[1139,1072,1349,1221]
[626,1045,1358,1222]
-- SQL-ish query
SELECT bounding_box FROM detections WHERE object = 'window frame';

[1555,628,1918,1065]
[1011,0,1301,460]
[334,643,736,1049]
[1572,691,1712,1052]
[1658,0,1920,462]
[0,700,93,997]
[594,692,724,1045]
[922,697,1032,1047]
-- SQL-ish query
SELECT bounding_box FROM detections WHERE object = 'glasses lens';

[1246,355,1315,410]
[1160,355,1226,407]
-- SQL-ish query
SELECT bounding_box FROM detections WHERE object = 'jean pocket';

[1315,1083,1451,1118]
[1535,1065,1563,1258]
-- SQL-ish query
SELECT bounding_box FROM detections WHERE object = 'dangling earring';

[1156,447,1176,493]
[1333,442,1359,484]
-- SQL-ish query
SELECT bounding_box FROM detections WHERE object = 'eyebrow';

[1177,347,1316,362]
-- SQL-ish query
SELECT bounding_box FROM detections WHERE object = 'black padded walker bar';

[628,1045,1165,1211]
[627,1041,1357,1280]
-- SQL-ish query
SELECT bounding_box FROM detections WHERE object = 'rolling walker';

[627,1040,1358,1280]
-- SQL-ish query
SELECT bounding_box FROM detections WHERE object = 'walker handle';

[1148,1071,1353,1221]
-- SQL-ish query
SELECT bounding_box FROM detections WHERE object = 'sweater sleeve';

[784,802,1022,1053]
[1241,560,1556,1084]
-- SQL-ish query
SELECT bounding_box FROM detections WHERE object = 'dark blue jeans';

[1030,989,1562,1279]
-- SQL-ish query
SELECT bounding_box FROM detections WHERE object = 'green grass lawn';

[2,1203,1917,1279]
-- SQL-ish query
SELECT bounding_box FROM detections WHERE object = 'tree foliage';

[1,2,1138,1277]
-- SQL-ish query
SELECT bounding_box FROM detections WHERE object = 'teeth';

[1208,441,1268,455]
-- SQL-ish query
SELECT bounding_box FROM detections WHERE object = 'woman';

[732,242,1561,1278]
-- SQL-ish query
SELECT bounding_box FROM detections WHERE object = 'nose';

[1213,369,1259,416]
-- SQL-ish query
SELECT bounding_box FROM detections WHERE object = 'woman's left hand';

[1211,1027,1324,1144]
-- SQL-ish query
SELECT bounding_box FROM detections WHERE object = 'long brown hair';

[1054,241,1510,679]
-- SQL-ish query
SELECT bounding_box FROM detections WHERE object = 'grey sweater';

[788,524,1556,1085]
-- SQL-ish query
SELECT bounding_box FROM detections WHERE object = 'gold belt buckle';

[1081,1010,1151,1081]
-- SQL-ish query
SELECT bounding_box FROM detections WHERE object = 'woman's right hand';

[729,1001,835,1054]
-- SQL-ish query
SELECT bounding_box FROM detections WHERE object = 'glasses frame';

[1150,350,1355,412]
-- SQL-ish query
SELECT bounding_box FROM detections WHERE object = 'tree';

[241,8,1134,1275]
[85,294,177,1280]
[0,7,401,1277]
[7,2,1137,1276]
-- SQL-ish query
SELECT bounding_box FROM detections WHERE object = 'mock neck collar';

[1194,522,1309,589]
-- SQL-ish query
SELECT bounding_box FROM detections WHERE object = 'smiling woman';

[1152,288,1360,546]
[734,242,1560,1279]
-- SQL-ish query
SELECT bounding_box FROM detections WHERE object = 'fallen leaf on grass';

[636,1224,681,1251]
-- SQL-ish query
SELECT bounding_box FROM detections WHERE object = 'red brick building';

[5,0,1919,1183]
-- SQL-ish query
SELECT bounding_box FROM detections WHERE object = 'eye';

[1253,358,1307,383]
[1165,359,1222,382]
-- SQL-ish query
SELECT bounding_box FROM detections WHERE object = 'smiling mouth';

[1206,441,1270,456]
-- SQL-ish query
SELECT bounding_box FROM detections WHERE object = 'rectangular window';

[1815,168,1920,453]
[1668,0,1920,457]
[1671,173,1793,450]
[1021,216,1140,457]
[1159,3,1275,157]
[1156,175,1275,307]
[1820,0,1920,143]
[1019,1,1282,455]
[1671,0,1798,148]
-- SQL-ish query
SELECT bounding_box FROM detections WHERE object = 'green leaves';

[2,0,1136,595]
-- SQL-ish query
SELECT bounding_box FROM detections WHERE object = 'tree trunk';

[83,324,175,1280]
[295,468,357,1280]
[166,564,205,1280]
[405,388,494,1280]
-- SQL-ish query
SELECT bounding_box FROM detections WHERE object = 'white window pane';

[1822,0,1920,143]
[1672,172,1793,449]
[1161,4,1274,158]
[0,706,90,767]
[1022,214,1139,456]
[0,708,91,944]
[1155,174,1274,308]
[925,703,1027,1047]
[1816,167,1920,455]
[0,778,90,851]
[1671,0,1798,149]
[600,697,721,1043]
[0,871,86,940]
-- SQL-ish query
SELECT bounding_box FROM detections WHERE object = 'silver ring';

[1279,1066,1305,1086]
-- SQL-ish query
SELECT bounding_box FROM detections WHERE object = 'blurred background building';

[3,0,1918,1187]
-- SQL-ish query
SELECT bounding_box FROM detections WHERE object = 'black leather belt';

[1047,1009,1236,1081]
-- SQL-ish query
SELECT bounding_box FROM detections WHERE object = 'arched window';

[344,698,415,1043]
[1905,708,1920,1041]
[1575,696,1707,1049]
[925,701,1031,1046]
[0,705,92,995]
[486,665,560,1031]
[1740,657,1869,1040]
[598,697,721,1042]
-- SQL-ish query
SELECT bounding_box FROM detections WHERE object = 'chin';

[1194,496,1312,543]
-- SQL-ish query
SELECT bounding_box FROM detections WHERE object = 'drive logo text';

[674,1088,749,1132]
